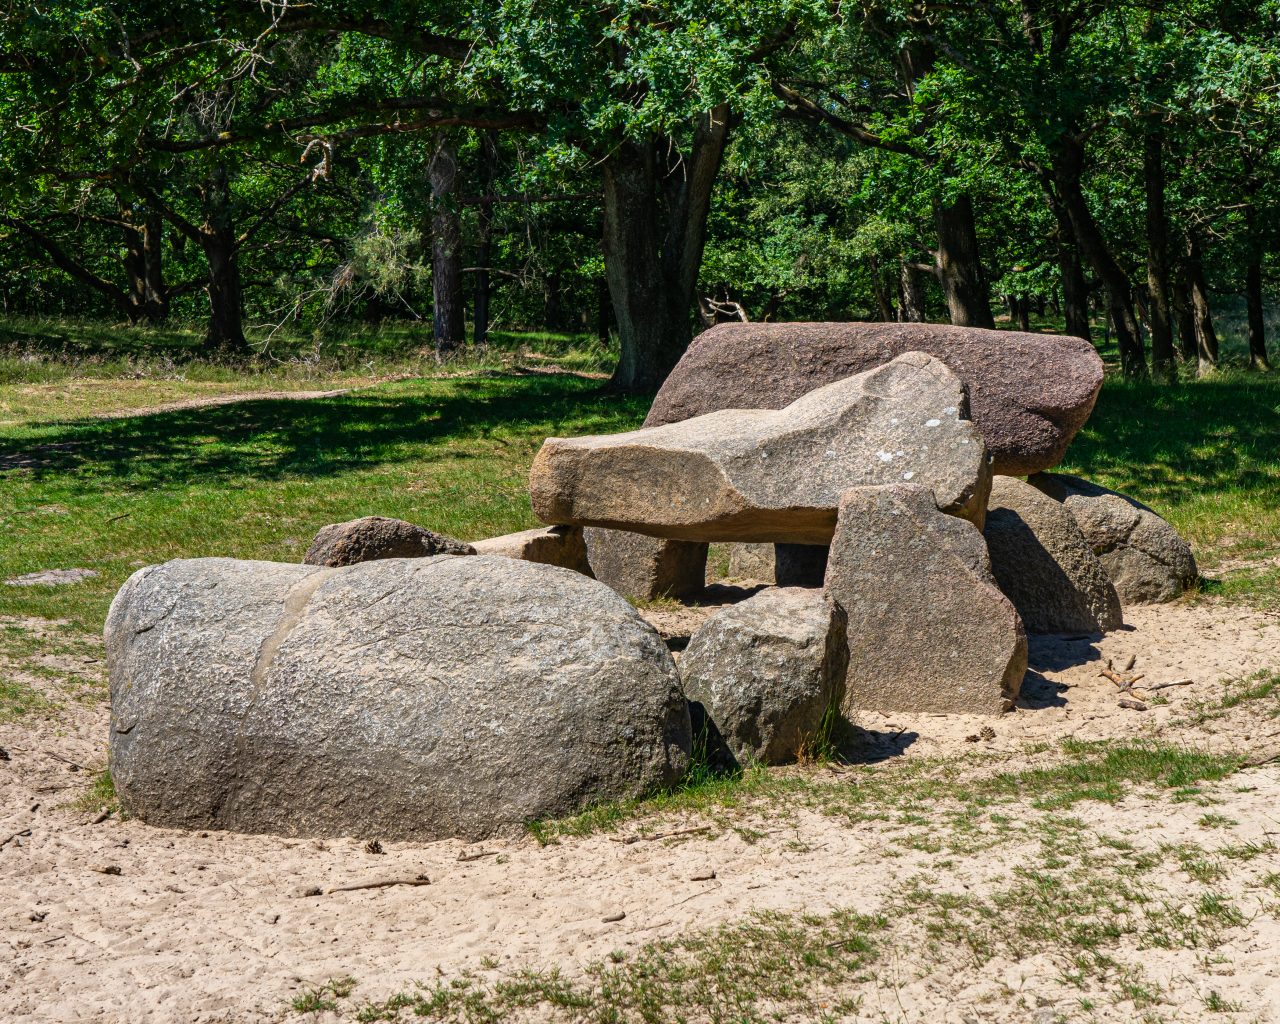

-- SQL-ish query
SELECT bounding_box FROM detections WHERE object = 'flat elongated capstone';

[530,352,991,545]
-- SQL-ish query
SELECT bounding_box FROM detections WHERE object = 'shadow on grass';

[0,373,648,487]
[1059,371,1280,512]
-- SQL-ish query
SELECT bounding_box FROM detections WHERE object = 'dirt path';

[2,600,1280,1023]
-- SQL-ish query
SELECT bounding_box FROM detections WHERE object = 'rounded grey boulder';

[107,556,690,841]
[680,588,846,766]
[1028,473,1198,604]
[984,477,1123,635]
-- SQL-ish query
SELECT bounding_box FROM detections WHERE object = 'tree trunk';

[1144,129,1176,381]
[898,262,926,322]
[543,269,563,330]
[1244,204,1270,371]
[1171,271,1197,362]
[142,210,168,323]
[200,166,247,353]
[1060,248,1091,341]
[473,132,497,348]
[867,255,896,321]
[1051,142,1147,377]
[933,194,995,328]
[122,212,149,325]
[428,133,466,354]
[1184,231,1218,376]
[1014,295,1031,331]
[603,105,730,392]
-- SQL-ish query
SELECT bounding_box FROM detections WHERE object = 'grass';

[1,315,1278,629]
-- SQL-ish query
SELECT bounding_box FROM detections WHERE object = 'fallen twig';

[1143,679,1195,692]
[1,828,32,849]
[325,875,431,894]
[457,849,499,862]
[44,751,88,772]
[610,825,711,845]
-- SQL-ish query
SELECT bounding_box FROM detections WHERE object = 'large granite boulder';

[722,544,828,587]
[471,525,592,576]
[646,322,1103,476]
[681,588,847,766]
[107,556,690,841]
[531,352,991,545]
[304,516,473,567]
[584,529,708,601]
[825,484,1026,715]
[984,477,1123,634]
[1028,473,1198,603]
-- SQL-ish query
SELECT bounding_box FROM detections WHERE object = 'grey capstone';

[107,556,690,841]
[984,477,1123,634]
[680,588,847,766]
[531,353,992,544]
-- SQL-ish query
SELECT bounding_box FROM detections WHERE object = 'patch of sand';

[2,600,1279,1022]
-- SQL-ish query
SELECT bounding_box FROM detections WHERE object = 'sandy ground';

[3,599,1280,1023]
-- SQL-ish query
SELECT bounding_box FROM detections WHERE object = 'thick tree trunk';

[1014,295,1031,331]
[543,270,563,330]
[428,135,466,354]
[933,195,995,328]
[1059,246,1091,341]
[142,210,168,323]
[200,167,247,353]
[867,255,896,321]
[1051,143,1147,377]
[1184,232,1218,376]
[897,262,926,322]
[603,105,730,392]
[1244,205,1270,371]
[1144,129,1176,380]
[122,214,148,325]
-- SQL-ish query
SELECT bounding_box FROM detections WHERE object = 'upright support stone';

[825,484,1026,716]
[584,528,707,601]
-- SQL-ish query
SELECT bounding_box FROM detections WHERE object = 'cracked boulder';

[984,477,1123,634]
[584,528,708,601]
[645,321,1103,476]
[106,556,690,841]
[1028,473,1198,604]
[825,484,1027,716]
[531,352,991,545]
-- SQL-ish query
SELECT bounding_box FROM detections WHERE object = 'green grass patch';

[1058,368,1280,573]
[0,370,646,629]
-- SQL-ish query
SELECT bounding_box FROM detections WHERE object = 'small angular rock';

[303,516,474,567]
[470,525,592,576]
[825,484,1026,716]
[1028,473,1198,604]
[681,588,846,765]
[984,477,1123,634]
[532,353,991,544]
